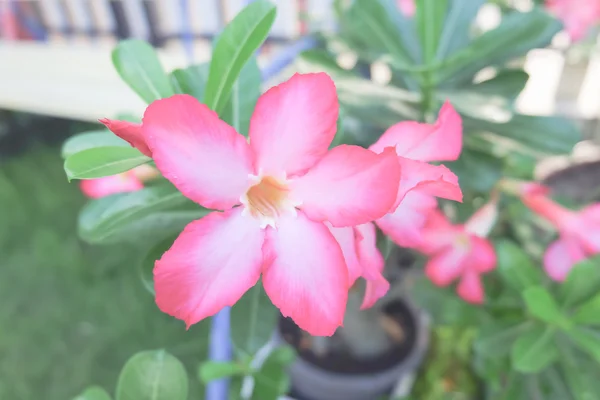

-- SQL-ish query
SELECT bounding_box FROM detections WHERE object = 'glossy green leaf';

[112,39,174,104]
[204,0,275,113]
[230,281,278,355]
[560,257,600,307]
[447,149,502,192]
[78,183,208,244]
[115,350,188,400]
[436,0,486,59]
[139,235,177,295]
[170,63,209,99]
[475,321,533,357]
[220,56,261,136]
[511,325,558,373]
[416,0,448,64]
[572,294,600,326]
[198,361,246,384]
[438,9,561,84]
[523,286,570,328]
[64,147,150,180]
[73,386,112,400]
[61,131,130,159]
[496,240,544,292]
[251,346,296,400]
[567,327,600,364]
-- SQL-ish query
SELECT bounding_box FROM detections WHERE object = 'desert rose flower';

[79,164,158,199]
[520,183,600,281]
[369,102,463,248]
[101,73,401,336]
[418,198,498,304]
[546,0,600,41]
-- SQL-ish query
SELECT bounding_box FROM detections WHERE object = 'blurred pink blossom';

[546,0,600,41]
[397,0,416,17]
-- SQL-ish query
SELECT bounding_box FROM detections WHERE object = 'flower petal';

[249,73,338,177]
[396,157,462,206]
[142,95,254,210]
[291,145,401,227]
[370,101,462,162]
[419,210,460,253]
[355,223,390,309]
[456,270,485,304]
[154,209,265,328]
[328,225,363,285]
[262,212,348,336]
[464,236,497,274]
[376,190,438,248]
[543,237,586,282]
[99,118,151,157]
[80,172,144,199]
[425,246,469,286]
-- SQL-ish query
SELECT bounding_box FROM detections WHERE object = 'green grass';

[0,145,209,400]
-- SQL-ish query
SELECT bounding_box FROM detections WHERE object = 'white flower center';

[240,174,298,229]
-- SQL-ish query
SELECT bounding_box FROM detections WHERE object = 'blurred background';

[2,1,600,399]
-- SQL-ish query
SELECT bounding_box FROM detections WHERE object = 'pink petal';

[419,210,460,254]
[456,270,485,304]
[249,73,338,177]
[425,246,469,286]
[99,119,151,157]
[464,197,499,238]
[142,95,254,210]
[291,146,401,227]
[396,157,462,206]
[354,223,390,309]
[80,171,144,199]
[154,209,265,328]
[376,190,438,248]
[370,102,462,162]
[464,236,497,274]
[262,212,348,336]
[575,204,600,253]
[328,225,363,285]
[397,0,416,17]
[543,237,586,282]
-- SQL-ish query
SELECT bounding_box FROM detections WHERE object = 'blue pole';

[179,0,194,62]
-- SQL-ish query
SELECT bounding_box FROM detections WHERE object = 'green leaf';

[220,56,261,136]
[496,240,544,292]
[230,281,278,355]
[566,327,600,364]
[435,0,486,59]
[560,257,600,307]
[572,294,600,326]
[523,286,570,328]
[198,361,246,384]
[78,183,208,244]
[467,69,529,101]
[559,345,600,400]
[73,386,112,400]
[112,39,174,104]
[416,0,448,65]
[251,346,296,400]
[61,131,130,159]
[115,350,188,400]
[475,321,533,357]
[447,149,502,192]
[511,325,558,373]
[204,0,275,113]
[139,235,177,295]
[438,9,561,84]
[170,63,209,99]
[64,147,150,180]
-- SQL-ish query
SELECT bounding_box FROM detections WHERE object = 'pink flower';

[397,0,416,17]
[369,102,464,248]
[520,183,600,281]
[102,73,401,336]
[418,199,498,304]
[546,0,600,41]
[79,164,158,199]
[99,119,150,157]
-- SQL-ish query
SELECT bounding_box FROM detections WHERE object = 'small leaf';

[447,149,502,192]
[73,386,112,400]
[251,346,296,400]
[511,325,558,373]
[139,235,177,295]
[415,0,448,64]
[204,0,276,113]
[495,240,543,292]
[170,63,210,99]
[475,321,533,357]
[435,0,486,59]
[220,56,261,136]
[61,131,130,159]
[64,147,150,180]
[467,69,529,101]
[566,327,600,364]
[112,39,174,104]
[198,361,246,384]
[523,286,569,327]
[572,293,600,326]
[115,350,188,400]
[230,281,278,355]
[560,257,600,307]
